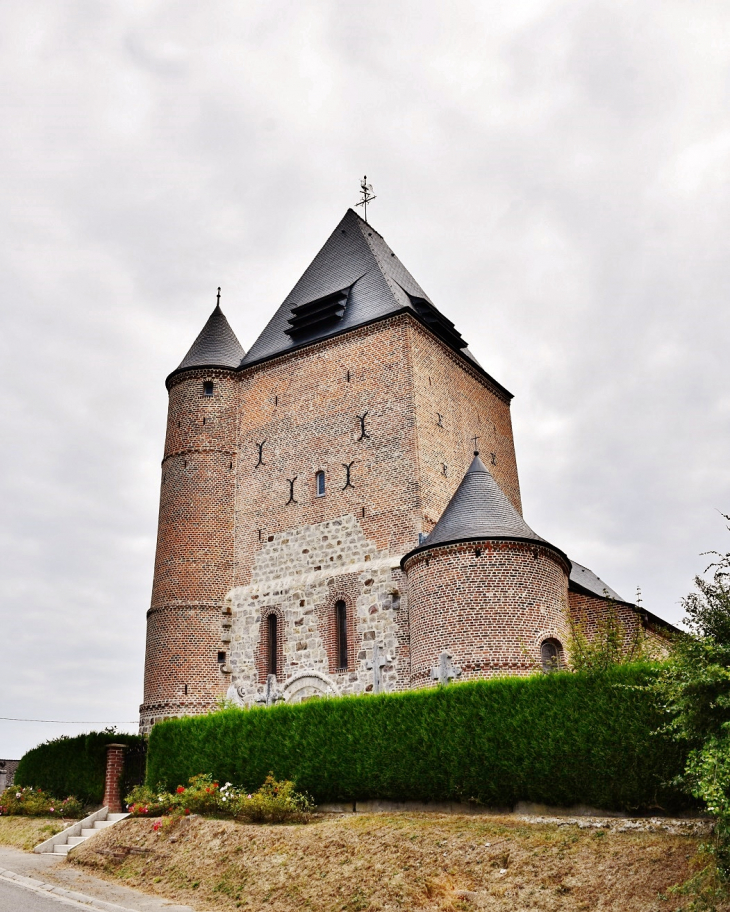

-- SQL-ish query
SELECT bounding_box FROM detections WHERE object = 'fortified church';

[140,207,671,732]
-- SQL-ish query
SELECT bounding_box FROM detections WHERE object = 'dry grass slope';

[0,817,70,852]
[68,813,719,912]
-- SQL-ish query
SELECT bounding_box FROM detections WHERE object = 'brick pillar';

[103,744,126,813]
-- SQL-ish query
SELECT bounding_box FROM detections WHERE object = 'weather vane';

[356,175,376,223]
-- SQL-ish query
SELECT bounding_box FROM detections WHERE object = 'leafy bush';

[147,664,688,812]
[126,774,312,823]
[15,732,146,805]
[0,786,83,818]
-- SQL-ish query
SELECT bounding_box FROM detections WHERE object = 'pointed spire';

[404,454,567,563]
[166,292,245,386]
[241,210,507,399]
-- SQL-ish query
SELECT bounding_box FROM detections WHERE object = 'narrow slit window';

[267,614,278,676]
[336,600,347,669]
[316,470,326,497]
[203,381,214,396]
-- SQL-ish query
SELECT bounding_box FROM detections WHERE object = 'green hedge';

[147,665,689,812]
[15,732,145,805]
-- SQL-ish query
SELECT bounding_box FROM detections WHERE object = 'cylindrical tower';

[139,301,244,732]
[402,453,571,685]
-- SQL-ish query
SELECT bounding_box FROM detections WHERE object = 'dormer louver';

[285,285,352,340]
[404,290,467,351]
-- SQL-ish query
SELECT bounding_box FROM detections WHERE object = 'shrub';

[126,774,311,823]
[147,664,688,812]
[15,732,146,805]
[0,786,83,818]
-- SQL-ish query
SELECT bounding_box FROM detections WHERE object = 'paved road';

[0,876,90,911]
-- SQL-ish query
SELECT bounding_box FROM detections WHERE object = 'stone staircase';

[34,807,129,856]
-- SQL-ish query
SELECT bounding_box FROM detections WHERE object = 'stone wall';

[227,514,409,702]
[0,760,19,792]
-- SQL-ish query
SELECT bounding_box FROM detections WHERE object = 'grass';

[69,812,714,911]
[0,816,73,851]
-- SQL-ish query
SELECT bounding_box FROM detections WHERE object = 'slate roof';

[402,453,567,565]
[569,560,627,604]
[167,303,245,386]
[241,209,510,396]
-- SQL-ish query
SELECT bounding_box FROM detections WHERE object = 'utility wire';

[0,716,138,724]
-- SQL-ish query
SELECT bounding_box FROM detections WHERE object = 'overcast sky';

[2,1,729,759]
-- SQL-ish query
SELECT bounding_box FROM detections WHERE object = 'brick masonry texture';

[140,370,238,732]
[405,541,571,683]
[141,311,669,729]
[103,745,126,814]
[568,591,669,658]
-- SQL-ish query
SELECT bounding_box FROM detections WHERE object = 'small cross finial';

[216,287,221,306]
[356,175,376,223]
[472,435,480,455]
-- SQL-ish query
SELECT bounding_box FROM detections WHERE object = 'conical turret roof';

[403,454,568,564]
[167,303,245,386]
[241,209,509,397]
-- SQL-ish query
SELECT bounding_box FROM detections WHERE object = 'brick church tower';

[140,208,673,731]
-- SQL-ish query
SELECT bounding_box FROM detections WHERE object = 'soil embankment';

[68,812,716,911]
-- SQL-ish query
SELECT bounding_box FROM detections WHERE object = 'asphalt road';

[0,877,87,911]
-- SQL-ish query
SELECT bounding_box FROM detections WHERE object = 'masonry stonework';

[140,208,675,731]
[405,541,571,684]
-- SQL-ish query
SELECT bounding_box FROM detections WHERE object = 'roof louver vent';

[285,286,352,340]
[405,291,467,350]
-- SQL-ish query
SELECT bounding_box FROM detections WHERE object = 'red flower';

[176,786,185,794]
[184,808,190,815]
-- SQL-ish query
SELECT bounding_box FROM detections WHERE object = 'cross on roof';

[216,286,221,306]
[472,435,480,455]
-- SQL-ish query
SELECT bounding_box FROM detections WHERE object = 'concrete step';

[93,819,114,829]
[80,828,97,837]
[107,813,128,822]
[66,837,86,846]
[53,844,75,855]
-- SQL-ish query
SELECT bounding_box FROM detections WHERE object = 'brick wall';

[405,540,571,685]
[568,591,669,658]
[406,319,522,526]
[140,369,239,732]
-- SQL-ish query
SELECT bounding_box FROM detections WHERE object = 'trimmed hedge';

[15,732,145,805]
[147,664,689,812]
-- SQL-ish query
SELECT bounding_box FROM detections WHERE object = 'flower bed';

[126,774,312,824]
[0,786,83,818]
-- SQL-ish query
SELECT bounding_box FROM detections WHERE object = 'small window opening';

[336,600,348,669]
[267,614,278,676]
[217,651,226,664]
[316,470,326,497]
[203,381,214,396]
[391,592,401,611]
[202,416,206,424]
[184,683,188,695]
[541,639,562,673]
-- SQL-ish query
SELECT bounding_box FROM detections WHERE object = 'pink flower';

[49,807,55,813]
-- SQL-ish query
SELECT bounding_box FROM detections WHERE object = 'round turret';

[402,454,571,684]
[139,300,245,732]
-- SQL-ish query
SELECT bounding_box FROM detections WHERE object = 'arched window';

[267,614,278,677]
[541,639,562,673]
[335,600,348,669]
[315,470,326,497]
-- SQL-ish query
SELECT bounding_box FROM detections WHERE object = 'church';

[140,207,672,732]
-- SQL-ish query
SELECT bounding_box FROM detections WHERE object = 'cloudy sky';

[2,1,729,759]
